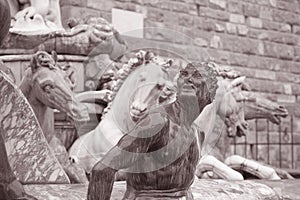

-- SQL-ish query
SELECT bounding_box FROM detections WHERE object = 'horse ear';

[227,76,246,91]
[241,82,251,91]
[240,91,256,102]
[51,51,58,63]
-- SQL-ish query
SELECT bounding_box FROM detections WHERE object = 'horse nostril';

[279,105,285,109]
[69,157,76,163]
[72,107,78,114]
[140,106,147,113]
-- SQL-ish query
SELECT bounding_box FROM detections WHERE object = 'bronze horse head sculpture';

[19,51,89,142]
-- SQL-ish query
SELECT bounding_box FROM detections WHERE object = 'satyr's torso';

[125,104,200,191]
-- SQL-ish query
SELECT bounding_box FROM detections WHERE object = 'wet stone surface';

[24,179,280,200]
[0,72,70,184]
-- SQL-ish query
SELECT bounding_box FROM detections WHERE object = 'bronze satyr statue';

[87,63,218,200]
[0,0,36,199]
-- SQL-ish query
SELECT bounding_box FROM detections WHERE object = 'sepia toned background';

[2,0,300,171]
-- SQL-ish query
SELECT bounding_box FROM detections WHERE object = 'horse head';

[25,51,89,122]
[128,63,177,123]
[218,76,249,137]
[241,91,288,124]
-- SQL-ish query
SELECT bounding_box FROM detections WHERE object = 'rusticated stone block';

[283,84,292,95]
[229,13,245,24]
[199,7,229,21]
[293,25,300,35]
[220,35,241,52]
[228,52,249,66]
[276,94,296,103]
[288,62,300,74]
[237,24,249,36]
[263,21,291,32]
[206,49,230,64]
[243,3,260,17]
[222,35,259,55]
[86,0,114,11]
[227,0,243,14]
[226,22,237,34]
[194,37,209,47]
[195,17,224,32]
[259,7,273,20]
[246,78,285,94]
[295,46,300,61]
[178,13,194,27]
[230,66,256,77]
[131,0,145,5]
[277,0,298,12]
[248,29,269,40]
[210,35,221,48]
[60,6,101,28]
[0,72,69,184]
[188,4,198,15]
[194,0,209,6]
[272,9,300,26]
[247,17,263,28]
[215,23,225,32]
[227,1,243,14]
[276,71,300,84]
[255,69,276,80]
[147,8,164,22]
[170,1,190,13]
[256,0,271,6]
[263,42,294,60]
[292,84,300,95]
[267,32,299,45]
[60,0,87,7]
[209,0,226,10]
[269,0,277,7]
[163,11,179,25]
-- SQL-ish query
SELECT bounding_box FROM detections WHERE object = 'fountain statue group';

[0,0,294,199]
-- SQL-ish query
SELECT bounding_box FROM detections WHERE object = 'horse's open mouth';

[130,107,148,122]
[270,109,288,124]
[228,123,248,138]
[270,114,286,125]
[236,125,247,137]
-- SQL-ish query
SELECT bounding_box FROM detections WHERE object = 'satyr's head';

[29,51,89,122]
[177,62,218,112]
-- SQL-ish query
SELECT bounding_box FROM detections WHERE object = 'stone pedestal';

[23,179,283,200]
[0,72,69,183]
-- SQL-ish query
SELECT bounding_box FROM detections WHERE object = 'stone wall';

[60,0,300,113]
[59,0,300,169]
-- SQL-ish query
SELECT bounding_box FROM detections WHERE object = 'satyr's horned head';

[178,62,218,107]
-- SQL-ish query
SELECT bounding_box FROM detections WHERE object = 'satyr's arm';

[87,114,166,200]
